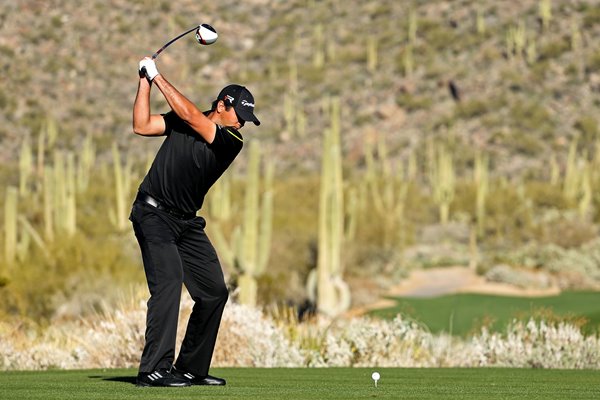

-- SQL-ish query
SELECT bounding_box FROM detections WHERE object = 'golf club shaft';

[152,25,200,59]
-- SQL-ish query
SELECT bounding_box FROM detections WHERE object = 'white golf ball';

[372,372,380,381]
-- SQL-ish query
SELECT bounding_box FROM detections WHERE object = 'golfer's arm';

[153,75,216,143]
[133,78,166,136]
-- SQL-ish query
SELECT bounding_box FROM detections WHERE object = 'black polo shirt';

[139,111,243,214]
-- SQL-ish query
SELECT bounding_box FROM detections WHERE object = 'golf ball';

[372,372,380,381]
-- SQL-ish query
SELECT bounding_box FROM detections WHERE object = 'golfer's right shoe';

[136,368,191,387]
[171,366,227,386]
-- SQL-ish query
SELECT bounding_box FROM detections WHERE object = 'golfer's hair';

[211,99,234,111]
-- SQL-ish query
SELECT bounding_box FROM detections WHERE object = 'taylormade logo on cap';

[217,84,261,126]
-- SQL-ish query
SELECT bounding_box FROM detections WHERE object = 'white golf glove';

[139,57,159,81]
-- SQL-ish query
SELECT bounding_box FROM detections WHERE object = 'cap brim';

[237,109,261,126]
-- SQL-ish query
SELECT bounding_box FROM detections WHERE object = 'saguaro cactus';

[237,140,274,307]
[476,7,486,35]
[109,143,133,231]
[77,134,96,192]
[538,0,552,31]
[365,131,409,249]
[51,151,77,236]
[367,35,378,73]
[4,186,18,265]
[43,166,54,241]
[19,138,33,196]
[474,151,489,235]
[208,140,274,307]
[428,141,455,224]
[207,170,233,222]
[307,97,351,317]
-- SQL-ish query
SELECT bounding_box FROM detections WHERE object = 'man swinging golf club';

[131,51,260,387]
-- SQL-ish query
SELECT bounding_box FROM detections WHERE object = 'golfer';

[131,57,260,387]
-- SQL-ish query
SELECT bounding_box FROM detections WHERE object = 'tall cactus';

[578,163,592,220]
[43,166,54,241]
[37,126,46,182]
[207,170,233,222]
[77,133,96,192]
[408,7,417,45]
[476,7,486,35]
[563,139,579,203]
[4,186,18,265]
[19,137,33,196]
[208,141,274,307]
[237,140,274,307]
[313,23,325,68]
[367,35,378,73]
[474,151,489,236]
[538,0,552,31]
[428,140,455,224]
[563,138,593,220]
[65,152,77,236]
[109,143,133,231]
[506,21,527,58]
[570,18,584,81]
[365,131,409,249]
[49,151,77,237]
[308,97,351,317]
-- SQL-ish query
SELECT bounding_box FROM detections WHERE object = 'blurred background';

[2,0,600,349]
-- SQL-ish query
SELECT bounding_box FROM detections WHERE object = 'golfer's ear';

[216,100,226,113]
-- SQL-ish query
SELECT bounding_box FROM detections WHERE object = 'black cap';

[217,84,260,126]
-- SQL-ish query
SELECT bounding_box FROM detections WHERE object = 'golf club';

[151,23,218,59]
[140,23,217,77]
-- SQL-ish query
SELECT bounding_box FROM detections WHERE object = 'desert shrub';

[525,182,568,210]
[583,6,600,28]
[487,238,600,288]
[504,129,546,156]
[509,99,555,137]
[2,294,600,370]
[455,99,490,119]
[538,37,570,61]
[545,238,600,286]
[420,20,459,50]
[484,264,551,289]
[395,92,433,111]
[483,180,536,245]
[531,211,598,248]
[574,115,599,146]
[469,319,600,368]
[585,50,600,74]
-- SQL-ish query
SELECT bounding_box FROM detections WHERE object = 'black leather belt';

[135,192,196,220]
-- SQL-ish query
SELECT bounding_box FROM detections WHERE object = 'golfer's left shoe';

[171,366,226,386]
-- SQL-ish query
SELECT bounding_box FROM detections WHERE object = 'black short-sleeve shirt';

[139,111,243,213]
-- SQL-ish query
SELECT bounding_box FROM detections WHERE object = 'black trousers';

[129,201,228,376]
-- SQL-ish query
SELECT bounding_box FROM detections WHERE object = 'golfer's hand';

[139,57,160,81]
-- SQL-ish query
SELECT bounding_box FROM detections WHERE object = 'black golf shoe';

[171,366,226,386]
[136,368,191,387]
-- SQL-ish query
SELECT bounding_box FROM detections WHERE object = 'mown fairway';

[0,368,598,400]
[370,291,600,336]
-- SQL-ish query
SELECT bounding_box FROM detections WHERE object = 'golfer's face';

[220,103,244,130]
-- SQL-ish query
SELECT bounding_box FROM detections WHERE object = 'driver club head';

[195,24,218,45]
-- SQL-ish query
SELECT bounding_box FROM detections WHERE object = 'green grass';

[370,291,600,337]
[0,368,598,399]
